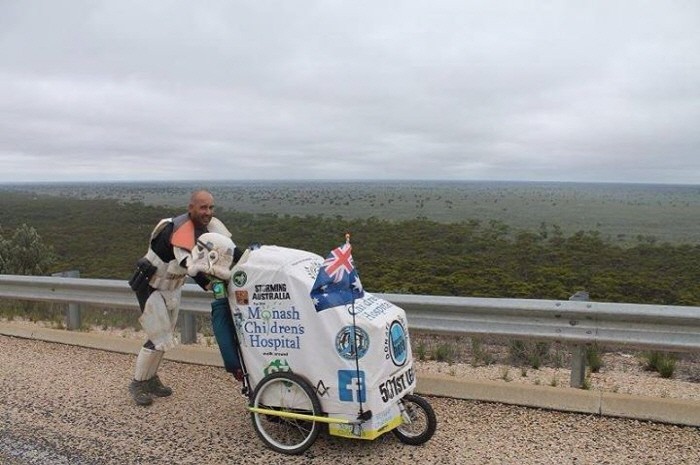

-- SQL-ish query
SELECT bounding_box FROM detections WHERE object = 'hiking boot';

[147,375,173,397]
[233,369,244,382]
[129,379,153,406]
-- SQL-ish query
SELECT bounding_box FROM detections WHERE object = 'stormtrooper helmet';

[187,232,237,280]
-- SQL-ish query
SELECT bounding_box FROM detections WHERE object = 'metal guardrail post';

[180,311,197,344]
[569,290,589,388]
[51,270,82,330]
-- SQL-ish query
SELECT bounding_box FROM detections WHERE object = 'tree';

[0,227,8,273]
[0,224,55,275]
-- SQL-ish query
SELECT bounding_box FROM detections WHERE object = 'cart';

[203,239,437,455]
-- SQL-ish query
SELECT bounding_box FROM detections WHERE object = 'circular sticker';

[335,326,370,360]
[232,270,247,287]
[388,321,407,366]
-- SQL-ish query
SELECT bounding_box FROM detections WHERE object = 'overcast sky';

[1,1,698,184]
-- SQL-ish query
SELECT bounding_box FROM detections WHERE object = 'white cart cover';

[228,245,416,439]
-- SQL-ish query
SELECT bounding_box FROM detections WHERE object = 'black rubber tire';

[392,394,437,445]
[250,372,322,455]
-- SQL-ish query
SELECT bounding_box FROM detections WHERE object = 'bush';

[434,343,457,363]
[0,224,55,275]
[470,337,495,366]
[509,340,551,369]
[415,342,427,361]
[642,351,677,378]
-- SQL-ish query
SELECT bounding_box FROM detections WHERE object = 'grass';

[434,343,457,364]
[642,351,677,378]
[509,340,551,369]
[0,301,67,327]
[470,337,495,367]
[415,342,427,361]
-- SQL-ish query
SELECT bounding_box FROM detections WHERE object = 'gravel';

[2,334,699,465]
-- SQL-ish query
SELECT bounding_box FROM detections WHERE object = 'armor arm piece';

[207,217,231,238]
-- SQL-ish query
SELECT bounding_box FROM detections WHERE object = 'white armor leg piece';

[139,290,180,351]
[147,350,165,379]
[134,347,161,381]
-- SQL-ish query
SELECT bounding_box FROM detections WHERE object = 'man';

[127,190,238,406]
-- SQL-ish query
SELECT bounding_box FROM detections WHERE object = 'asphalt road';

[2,335,699,465]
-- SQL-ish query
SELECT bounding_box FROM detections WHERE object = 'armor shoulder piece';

[171,219,196,251]
[207,217,232,237]
[150,218,173,241]
[172,213,190,228]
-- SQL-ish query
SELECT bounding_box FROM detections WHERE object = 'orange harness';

[170,219,196,251]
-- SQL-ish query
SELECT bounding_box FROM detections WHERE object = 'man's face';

[188,192,214,228]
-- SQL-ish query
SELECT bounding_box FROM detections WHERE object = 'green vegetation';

[470,337,495,366]
[6,180,700,244]
[415,342,427,361]
[433,343,457,364]
[585,344,604,373]
[1,186,700,308]
[509,341,552,369]
[642,351,677,379]
[0,223,55,274]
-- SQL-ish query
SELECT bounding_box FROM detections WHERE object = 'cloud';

[0,1,698,183]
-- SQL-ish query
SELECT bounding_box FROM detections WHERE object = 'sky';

[0,1,698,184]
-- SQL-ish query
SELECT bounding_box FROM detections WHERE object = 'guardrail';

[2,274,699,388]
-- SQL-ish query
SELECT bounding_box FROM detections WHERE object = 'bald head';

[188,190,214,228]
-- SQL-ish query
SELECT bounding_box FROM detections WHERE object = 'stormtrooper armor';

[138,217,232,352]
[130,215,232,406]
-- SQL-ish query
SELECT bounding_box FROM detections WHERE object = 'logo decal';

[388,321,407,366]
[234,290,249,305]
[338,370,366,402]
[264,358,290,376]
[316,380,329,397]
[335,326,370,360]
[232,271,247,287]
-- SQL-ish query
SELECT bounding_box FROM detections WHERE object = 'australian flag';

[310,242,364,312]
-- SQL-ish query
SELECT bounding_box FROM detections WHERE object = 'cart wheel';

[392,394,437,445]
[250,372,322,455]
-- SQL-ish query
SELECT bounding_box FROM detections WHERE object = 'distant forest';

[2,191,700,306]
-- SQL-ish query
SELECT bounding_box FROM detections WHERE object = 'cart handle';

[247,407,362,425]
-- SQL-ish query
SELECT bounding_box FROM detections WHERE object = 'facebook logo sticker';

[338,370,366,402]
